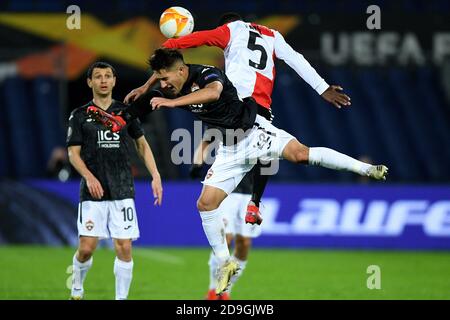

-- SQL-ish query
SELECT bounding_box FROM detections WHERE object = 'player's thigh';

[108,199,140,241]
[202,142,255,196]
[77,201,109,239]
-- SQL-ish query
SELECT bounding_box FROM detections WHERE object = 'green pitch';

[0,246,449,300]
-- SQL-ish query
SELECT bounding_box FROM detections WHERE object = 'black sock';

[250,161,271,207]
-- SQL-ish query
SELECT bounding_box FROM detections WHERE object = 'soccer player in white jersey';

[124,13,351,227]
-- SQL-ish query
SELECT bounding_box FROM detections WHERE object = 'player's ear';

[179,65,186,76]
[112,76,116,88]
[87,78,92,88]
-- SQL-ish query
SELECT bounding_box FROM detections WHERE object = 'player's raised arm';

[163,25,230,50]
[273,31,329,94]
[273,31,351,108]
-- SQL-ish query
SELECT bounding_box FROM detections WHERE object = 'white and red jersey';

[163,20,329,110]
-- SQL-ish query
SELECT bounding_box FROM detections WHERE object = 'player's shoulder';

[249,23,276,37]
[69,103,91,119]
[189,64,223,79]
[226,20,246,28]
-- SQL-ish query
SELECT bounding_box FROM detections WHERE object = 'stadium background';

[0,0,449,299]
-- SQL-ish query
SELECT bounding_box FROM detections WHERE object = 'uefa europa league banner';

[29,180,450,249]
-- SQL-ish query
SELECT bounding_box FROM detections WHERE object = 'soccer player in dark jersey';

[89,49,387,295]
[191,135,259,300]
[66,61,163,300]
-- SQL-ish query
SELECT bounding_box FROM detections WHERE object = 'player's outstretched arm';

[273,31,351,109]
[150,81,223,110]
[274,31,330,95]
[135,136,163,206]
[68,146,104,199]
[162,26,230,50]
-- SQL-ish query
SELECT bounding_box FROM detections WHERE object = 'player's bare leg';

[197,185,239,295]
[282,139,389,180]
[71,236,98,300]
[113,239,133,300]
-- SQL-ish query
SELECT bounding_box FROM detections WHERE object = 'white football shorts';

[77,198,139,240]
[202,115,295,194]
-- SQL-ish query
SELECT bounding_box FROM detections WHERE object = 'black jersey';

[66,100,144,202]
[179,64,258,132]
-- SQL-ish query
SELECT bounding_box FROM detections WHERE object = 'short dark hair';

[87,62,116,79]
[149,48,184,71]
[217,12,243,26]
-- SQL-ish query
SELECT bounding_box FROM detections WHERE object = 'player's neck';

[93,96,113,110]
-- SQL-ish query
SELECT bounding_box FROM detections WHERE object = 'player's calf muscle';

[114,239,132,261]
[282,139,309,164]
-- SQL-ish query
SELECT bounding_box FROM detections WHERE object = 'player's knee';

[77,247,94,261]
[197,196,219,212]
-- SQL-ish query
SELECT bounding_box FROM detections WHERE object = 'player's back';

[224,21,277,109]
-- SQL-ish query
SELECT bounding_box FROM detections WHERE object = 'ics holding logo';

[97,130,120,148]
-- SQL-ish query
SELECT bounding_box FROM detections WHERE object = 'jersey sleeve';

[273,31,329,95]
[196,67,225,88]
[162,25,230,50]
[66,110,83,147]
[127,118,145,140]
